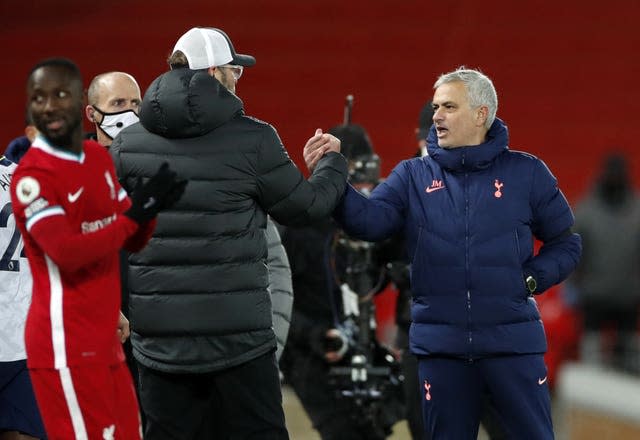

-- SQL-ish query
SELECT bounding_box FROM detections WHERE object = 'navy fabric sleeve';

[333,162,408,242]
[524,159,582,293]
[4,136,31,163]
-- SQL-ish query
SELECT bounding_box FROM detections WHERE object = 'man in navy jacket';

[306,67,581,439]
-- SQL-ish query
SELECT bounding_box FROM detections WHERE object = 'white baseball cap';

[172,27,256,70]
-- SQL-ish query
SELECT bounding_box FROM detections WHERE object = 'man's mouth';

[436,126,448,136]
[45,118,65,131]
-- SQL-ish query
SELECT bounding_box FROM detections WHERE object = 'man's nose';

[433,108,442,121]
[42,96,56,112]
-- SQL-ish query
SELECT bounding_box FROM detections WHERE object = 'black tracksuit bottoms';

[137,350,289,440]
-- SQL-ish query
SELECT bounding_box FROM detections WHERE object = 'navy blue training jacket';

[334,119,581,359]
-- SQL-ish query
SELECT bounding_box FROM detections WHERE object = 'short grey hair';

[434,67,498,129]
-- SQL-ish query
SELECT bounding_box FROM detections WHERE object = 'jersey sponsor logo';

[24,197,50,219]
[538,376,547,385]
[15,176,40,204]
[81,213,116,234]
[67,187,84,203]
[425,180,445,193]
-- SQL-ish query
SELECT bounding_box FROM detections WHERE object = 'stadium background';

[2,0,639,203]
[1,1,639,437]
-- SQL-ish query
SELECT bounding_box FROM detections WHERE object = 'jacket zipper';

[463,153,472,361]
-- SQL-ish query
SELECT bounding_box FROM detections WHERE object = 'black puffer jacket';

[110,68,347,373]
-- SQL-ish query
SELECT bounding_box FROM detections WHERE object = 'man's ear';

[24,125,38,143]
[85,105,96,123]
[476,106,488,127]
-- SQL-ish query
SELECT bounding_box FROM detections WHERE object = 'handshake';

[124,162,188,225]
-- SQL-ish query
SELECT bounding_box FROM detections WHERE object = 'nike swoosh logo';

[538,376,547,385]
[425,186,445,193]
[67,187,84,203]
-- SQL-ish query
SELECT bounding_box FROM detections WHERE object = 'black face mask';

[93,106,139,140]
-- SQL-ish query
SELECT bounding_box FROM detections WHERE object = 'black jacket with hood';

[110,68,347,373]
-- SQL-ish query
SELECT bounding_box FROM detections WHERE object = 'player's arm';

[18,202,139,273]
[113,175,156,253]
[13,163,185,272]
[122,215,155,252]
[110,159,186,252]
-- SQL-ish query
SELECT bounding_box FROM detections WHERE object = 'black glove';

[124,162,185,225]
[161,178,188,210]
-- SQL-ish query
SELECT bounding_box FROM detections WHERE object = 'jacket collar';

[426,118,509,172]
[140,68,243,139]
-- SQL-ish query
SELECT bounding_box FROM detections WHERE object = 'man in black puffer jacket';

[110,27,348,440]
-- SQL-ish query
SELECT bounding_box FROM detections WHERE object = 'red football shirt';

[10,136,154,369]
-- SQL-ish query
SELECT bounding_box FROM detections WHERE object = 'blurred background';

[3,1,640,438]
[2,0,640,199]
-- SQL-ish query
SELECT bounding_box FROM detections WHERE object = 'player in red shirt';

[11,58,186,440]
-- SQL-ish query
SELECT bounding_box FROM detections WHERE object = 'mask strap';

[92,105,137,117]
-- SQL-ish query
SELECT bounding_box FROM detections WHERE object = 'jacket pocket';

[514,230,529,299]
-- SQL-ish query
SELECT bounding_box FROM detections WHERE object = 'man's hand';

[117,310,130,343]
[303,128,341,173]
[124,162,187,224]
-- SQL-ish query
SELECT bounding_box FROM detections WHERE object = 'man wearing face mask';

[86,72,141,148]
[87,66,292,420]
[84,71,146,421]
[85,71,143,344]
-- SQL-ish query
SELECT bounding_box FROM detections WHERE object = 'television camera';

[325,95,405,438]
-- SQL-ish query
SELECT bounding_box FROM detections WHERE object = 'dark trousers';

[137,351,289,440]
[402,351,506,440]
[397,325,425,440]
[418,355,553,440]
